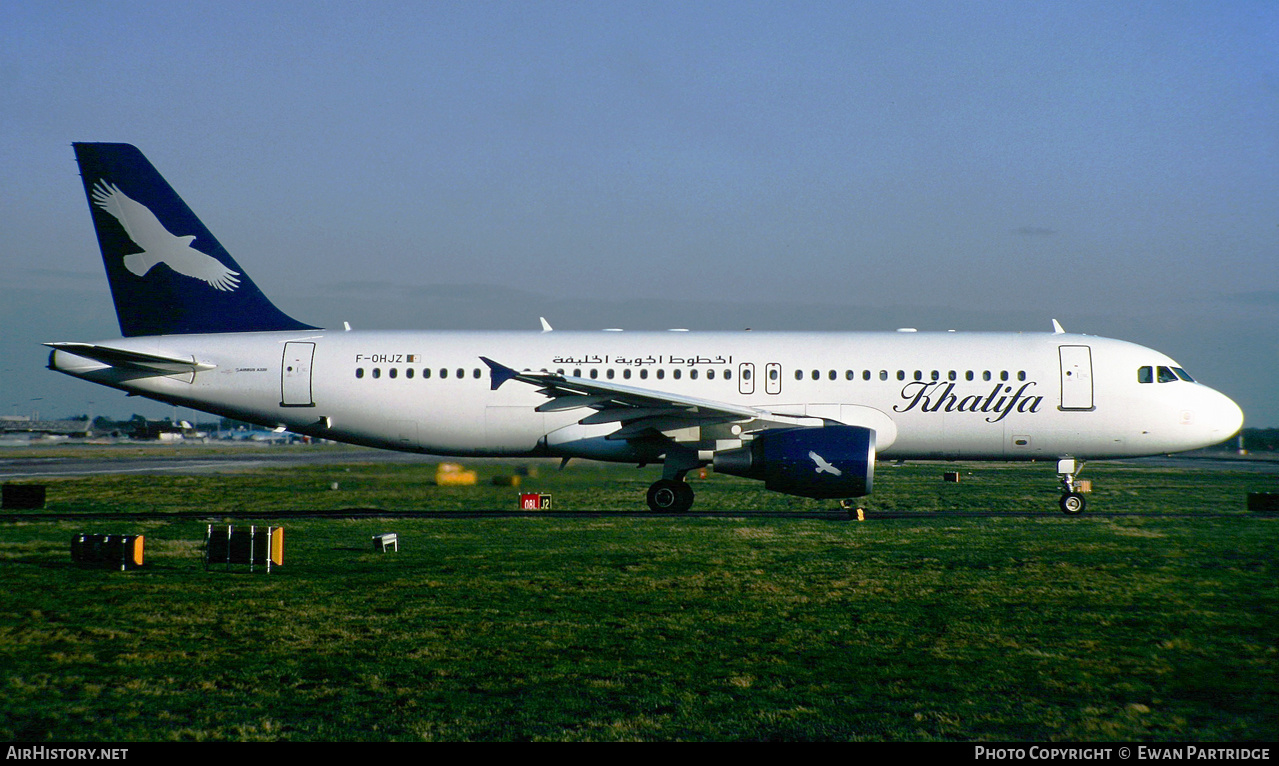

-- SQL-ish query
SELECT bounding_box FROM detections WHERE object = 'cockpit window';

[1140,365,1195,384]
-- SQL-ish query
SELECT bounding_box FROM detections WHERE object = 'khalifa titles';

[894,379,1044,423]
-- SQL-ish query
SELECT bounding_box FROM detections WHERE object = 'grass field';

[0,449,1275,741]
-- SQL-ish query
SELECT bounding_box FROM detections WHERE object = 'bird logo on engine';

[808,451,842,476]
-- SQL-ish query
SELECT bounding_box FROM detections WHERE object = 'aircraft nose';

[1201,387,1244,443]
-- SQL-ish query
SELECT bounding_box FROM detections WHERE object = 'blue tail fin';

[73,142,318,337]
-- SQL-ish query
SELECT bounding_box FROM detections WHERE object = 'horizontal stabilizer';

[45,342,215,374]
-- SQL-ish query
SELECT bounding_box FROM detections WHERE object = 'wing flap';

[579,406,697,425]
[534,394,617,413]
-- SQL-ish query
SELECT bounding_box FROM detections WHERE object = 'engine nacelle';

[712,425,876,499]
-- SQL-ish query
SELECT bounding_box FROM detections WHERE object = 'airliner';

[48,143,1244,514]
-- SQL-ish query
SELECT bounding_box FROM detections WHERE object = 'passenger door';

[281,341,315,407]
[1059,345,1094,410]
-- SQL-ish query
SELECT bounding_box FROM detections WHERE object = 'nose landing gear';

[1059,491,1086,514]
[1057,458,1086,515]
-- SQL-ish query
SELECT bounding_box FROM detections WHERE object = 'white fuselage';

[49,328,1244,464]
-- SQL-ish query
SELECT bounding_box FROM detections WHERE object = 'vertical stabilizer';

[72,142,317,337]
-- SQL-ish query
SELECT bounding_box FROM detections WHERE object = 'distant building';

[0,415,91,436]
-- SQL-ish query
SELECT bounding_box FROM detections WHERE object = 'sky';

[2,1,1276,427]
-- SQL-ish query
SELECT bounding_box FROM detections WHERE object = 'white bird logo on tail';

[90,180,241,292]
[808,451,842,476]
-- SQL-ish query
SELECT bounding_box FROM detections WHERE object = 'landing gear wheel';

[647,479,694,513]
[1059,492,1086,515]
[1056,459,1088,515]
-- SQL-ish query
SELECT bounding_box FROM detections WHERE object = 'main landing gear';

[647,478,695,513]
[646,447,698,513]
[1057,458,1086,515]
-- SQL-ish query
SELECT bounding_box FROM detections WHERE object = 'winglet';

[481,357,519,391]
[1051,319,1066,334]
[539,317,553,332]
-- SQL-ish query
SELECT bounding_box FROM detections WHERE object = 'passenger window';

[373,368,381,379]
[811,370,819,380]
[897,370,905,381]
[1018,371,1026,381]
[983,371,992,381]
[473,369,481,379]
[389,368,398,379]
[423,368,431,379]
[673,369,681,380]
[966,371,974,381]
[456,368,464,379]
[440,369,448,379]
[606,369,615,380]
[880,370,888,381]
[355,368,364,379]
[1000,371,1009,382]
[828,370,836,381]
[863,370,871,381]
[770,368,780,381]
[640,369,648,380]
[406,368,414,379]
[690,369,698,380]
[657,369,665,380]
[846,370,855,381]
[1138,366,1153,384]
[724,369,732,380]
[913,370,922,381]
[930,370,939,381]
[707,370,715,380]
[795,370,803,381]
[623,369,632,380]
[590,369,598,379]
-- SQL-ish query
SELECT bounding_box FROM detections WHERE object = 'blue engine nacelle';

[712,425,876,499]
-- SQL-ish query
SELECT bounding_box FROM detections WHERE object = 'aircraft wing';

[481,357,810,440]
[45,342,216,374]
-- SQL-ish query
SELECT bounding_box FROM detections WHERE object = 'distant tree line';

[57,414,260,438]
[1237,428,1279,452]
[1194,427,1277,452]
